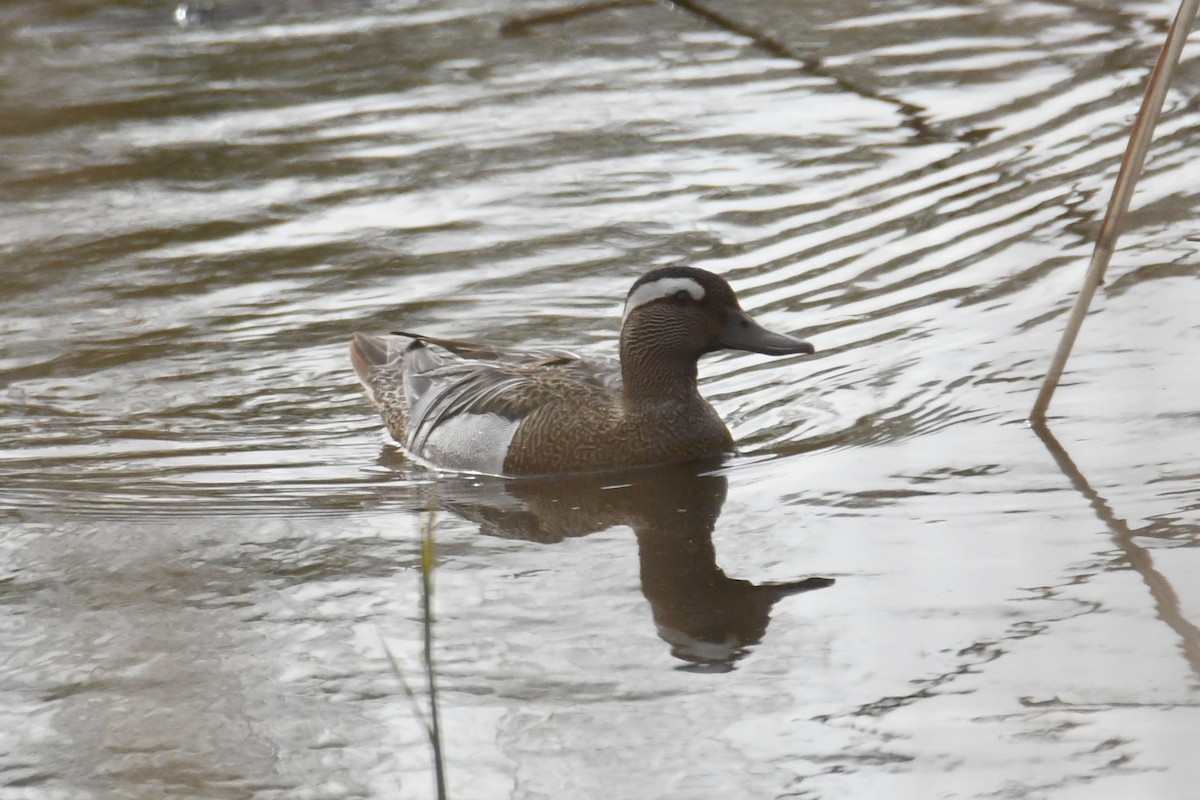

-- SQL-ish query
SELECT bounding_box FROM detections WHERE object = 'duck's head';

[621,266,815,360]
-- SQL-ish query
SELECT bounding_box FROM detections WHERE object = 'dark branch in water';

[499,0,941,143]
[503,0,802,61]
[500,0,644,37]
[1033,422,1200,679]
[1031,0,1199,424]
[662,0,808,65]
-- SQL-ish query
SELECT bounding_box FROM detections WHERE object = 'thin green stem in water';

[421,507,447,800]
[378,503,447,800]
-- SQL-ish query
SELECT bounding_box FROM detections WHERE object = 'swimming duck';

[350,266,814,477]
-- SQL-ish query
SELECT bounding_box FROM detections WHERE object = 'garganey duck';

[350,266,814,476]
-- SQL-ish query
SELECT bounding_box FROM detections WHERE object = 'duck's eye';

[673,290,692,303]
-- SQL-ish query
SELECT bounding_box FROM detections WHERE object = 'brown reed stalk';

[1031,0,1199,425]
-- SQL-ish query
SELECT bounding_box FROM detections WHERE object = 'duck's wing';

[393,330,622,391]
[392,330,560,363]
[393,334,620,475]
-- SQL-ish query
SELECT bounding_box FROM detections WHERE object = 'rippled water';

[2,0,1199,797]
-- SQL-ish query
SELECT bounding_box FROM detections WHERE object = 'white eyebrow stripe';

[622,277,706,323]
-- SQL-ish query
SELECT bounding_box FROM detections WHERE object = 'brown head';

[619,266,814,400]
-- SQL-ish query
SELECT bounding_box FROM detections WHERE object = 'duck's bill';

[719,309,815,356]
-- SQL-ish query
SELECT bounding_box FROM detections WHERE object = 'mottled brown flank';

[369,363,410,442]
[502,380,734,476]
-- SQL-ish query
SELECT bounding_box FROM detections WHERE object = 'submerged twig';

[661,0,808,64]
[502,0,940,140]
[1030,0,1199,424]
[379,632,432,735]
[420,506,447,800]
[504,0,804,63]
[500,0,643,36]
[379,504,447,800]
[1033,424,1200,679]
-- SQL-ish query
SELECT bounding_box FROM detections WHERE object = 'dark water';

[2,0,1199,797]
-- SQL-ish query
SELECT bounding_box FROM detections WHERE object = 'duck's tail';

[349,332,415,444]
[349,332,398,390]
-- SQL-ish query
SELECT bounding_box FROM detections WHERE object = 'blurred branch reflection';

[1033,422,1200,678]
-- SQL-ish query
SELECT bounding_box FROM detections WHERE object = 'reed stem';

[420,508,447,800]
[1030,0,1199,425]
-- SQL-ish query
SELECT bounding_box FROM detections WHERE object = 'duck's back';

[349,331,734,476]
[351,332,628,475]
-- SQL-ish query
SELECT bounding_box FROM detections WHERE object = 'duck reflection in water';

[426,459,833,672]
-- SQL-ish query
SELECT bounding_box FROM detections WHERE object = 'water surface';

[2,0,1199,797]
